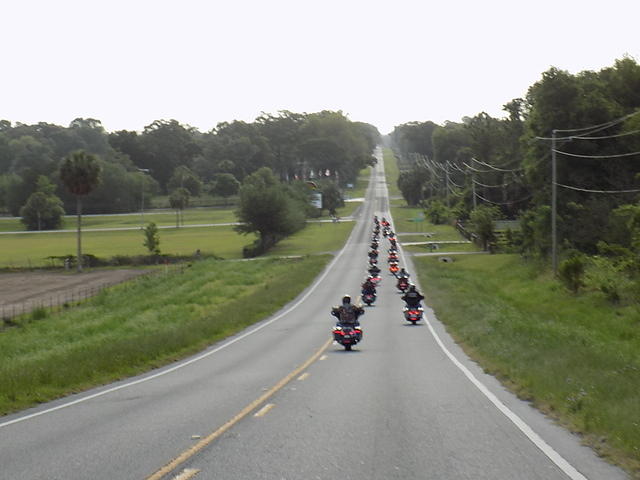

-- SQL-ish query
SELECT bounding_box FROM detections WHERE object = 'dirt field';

[0,269,148,319]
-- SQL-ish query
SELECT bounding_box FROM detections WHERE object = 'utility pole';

[445,161,450,207]
[551,130,558,274]
[138,168,150,227]
[471,172,477,209]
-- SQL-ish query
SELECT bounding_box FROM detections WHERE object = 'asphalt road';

[0,148,628,479]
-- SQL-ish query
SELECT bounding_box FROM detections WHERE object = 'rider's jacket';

[332,304,364,325]
[402,291,424,307]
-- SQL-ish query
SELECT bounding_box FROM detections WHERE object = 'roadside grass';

[268,222,354,256]
[0,207,238,233]
[383,148,401,197]
[415,254,640,475]
[404,242,477,253]
[0,255,331,415]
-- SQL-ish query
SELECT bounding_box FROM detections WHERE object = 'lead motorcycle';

[333,324,363,350]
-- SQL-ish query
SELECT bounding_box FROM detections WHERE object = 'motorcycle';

[387,253,399,263]
[362,291,376,306]
[396,277,409,292]
[389,262,399,275]
[369,274,382,285]
[403,306,423,324]
[333,324,363,350]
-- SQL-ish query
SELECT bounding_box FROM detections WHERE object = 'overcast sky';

[1,0,638,134]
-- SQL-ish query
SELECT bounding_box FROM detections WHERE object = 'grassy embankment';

[416,255,640,475]
[383,148,640,476]
[0,256,330,415]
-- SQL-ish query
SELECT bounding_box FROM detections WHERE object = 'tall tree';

[20,176,65,230]
[235,167,305,254]
[60,150,101,272]
[169,187,190,228]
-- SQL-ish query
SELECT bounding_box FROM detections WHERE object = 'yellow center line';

[145,337,332,480]
[297,372,310,381]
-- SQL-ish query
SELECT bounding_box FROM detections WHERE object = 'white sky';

[1,0,638,134]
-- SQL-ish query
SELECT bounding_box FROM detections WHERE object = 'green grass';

[0,255,331,415]
[415,254,640,476]
[404,242,477,253]
[0,226,258,267]
[345,166,372,200]
[383,147,401,197]
[268,222,354,256]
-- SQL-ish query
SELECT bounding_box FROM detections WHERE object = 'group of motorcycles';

[332,215,425,351]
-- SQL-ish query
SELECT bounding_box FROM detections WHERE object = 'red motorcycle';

[333,325,363,350]
[403,306,423,325]
[396,277,409,292]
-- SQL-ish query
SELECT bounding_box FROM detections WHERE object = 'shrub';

[558,255,586,293]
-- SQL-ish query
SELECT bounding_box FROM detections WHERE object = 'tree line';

[390,56,640,300]
[391,57,640,255]
[0,111,379,232]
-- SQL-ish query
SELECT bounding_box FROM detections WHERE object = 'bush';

[425,200,451,225]
[558,255,586,293]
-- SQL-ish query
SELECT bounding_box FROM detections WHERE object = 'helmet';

[408,284,416,291]
[342,294,351,304]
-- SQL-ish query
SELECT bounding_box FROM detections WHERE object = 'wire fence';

[0,264,186,327]
[1,285,107,324]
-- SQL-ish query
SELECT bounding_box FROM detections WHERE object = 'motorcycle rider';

[395,267,410,279]
[331,295,364,327]
[368,264,381,276]
[361,276,377,295]
[402,284,424,308]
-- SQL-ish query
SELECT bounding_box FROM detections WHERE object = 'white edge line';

[398,260,587,480]
[384,163,587,479]
[0,201,364,429]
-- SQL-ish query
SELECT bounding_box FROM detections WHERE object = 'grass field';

[0,256,332,415]
[0,225,257,267]
[416,254,640,475]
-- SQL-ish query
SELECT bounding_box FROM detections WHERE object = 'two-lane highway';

[0,148,628,479]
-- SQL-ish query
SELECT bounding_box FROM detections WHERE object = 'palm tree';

[60,150,101,272]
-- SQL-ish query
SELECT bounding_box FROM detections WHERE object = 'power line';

[536,110,640,141]
[571,128,640,140]
[471,157,523,172]
[552,148,640,159]
[475,192,532,206]
[449,176,465,189]
[473,179,510,189]
[462,162,494,173]
[447,183,465,197]
[555,183,640,194]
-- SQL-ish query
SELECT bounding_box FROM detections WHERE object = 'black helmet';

[408,284,416,291]
[342,294,351,304]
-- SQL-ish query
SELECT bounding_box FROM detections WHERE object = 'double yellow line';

[146,337,332,480]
